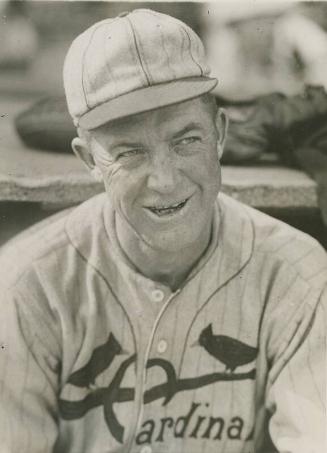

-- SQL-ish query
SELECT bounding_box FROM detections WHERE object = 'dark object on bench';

[219,86,327,225]
[15,96,75,153]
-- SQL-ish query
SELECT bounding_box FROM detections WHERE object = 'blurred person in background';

[203,2,327,99]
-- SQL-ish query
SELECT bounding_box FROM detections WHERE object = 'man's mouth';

[145,198,189,217]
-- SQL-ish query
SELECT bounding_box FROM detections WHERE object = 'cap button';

[118,11,129,18]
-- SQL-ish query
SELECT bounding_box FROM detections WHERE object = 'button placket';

[135,291,182,451]
[157,339,168,354]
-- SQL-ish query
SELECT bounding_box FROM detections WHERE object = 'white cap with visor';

[63,9,217,130]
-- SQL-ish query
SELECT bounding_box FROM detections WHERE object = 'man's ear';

[215,108,229,160]
[71,137,103,182]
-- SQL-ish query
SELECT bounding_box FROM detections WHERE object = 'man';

[0,9,326,453]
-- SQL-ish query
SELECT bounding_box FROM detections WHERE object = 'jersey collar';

[65,192,254,296]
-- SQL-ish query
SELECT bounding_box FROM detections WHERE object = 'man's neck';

[115,214,213,291]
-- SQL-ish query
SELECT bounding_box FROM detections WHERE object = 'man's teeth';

[148,199,187,216]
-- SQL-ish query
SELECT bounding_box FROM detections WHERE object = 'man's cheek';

[103,170,132,214]
[185,154,218,181]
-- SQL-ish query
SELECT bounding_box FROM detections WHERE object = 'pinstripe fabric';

[0,193,326,453]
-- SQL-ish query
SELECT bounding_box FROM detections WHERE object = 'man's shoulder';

[0,193,108,291]
[219,193,327,288]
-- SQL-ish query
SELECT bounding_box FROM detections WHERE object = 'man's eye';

[177,136,200,146]
[117,149,144,160]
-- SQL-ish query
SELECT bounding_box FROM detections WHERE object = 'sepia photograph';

[0,1,326,452]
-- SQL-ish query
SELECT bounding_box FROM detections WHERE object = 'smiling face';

[75,95,227,253]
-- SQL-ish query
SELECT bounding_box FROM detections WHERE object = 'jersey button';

[140,446,152,453]
[151,289,164,302]
[157,339,167,354]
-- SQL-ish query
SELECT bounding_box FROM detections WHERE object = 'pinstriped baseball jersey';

[0,192,326,453]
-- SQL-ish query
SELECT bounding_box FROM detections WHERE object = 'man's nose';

[147,150,178,193]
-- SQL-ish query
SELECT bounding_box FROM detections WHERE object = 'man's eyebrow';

[171,122,204,139]
[109,141,143,151]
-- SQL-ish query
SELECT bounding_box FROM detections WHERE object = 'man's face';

[85,97,225,252]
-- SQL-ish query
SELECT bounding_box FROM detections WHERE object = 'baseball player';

[0,9,326,453]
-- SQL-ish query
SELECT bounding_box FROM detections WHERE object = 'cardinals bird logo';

[60,327,258,443]
[196,324,258,372]
[67,333,127,388]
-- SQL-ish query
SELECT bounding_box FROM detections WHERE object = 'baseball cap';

[63,9,217,130]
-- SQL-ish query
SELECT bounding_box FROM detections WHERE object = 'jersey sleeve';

[265,286,326,453]
[0,284,61,453]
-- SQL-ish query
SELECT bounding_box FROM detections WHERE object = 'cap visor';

[79,77,218,130]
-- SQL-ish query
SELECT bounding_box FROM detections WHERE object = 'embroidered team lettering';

[59,328,258,444]
[135,402,252,445]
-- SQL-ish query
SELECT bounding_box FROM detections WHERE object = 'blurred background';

[2,1,327,98]
[1,0,327,247]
